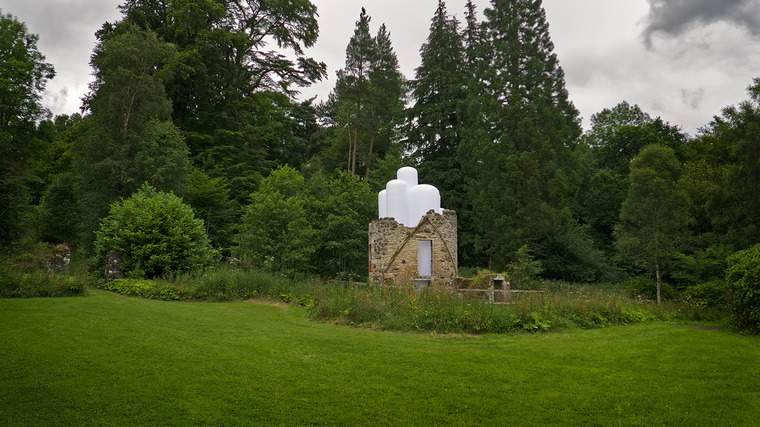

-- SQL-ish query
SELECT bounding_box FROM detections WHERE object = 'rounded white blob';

[397,167,418,187]
[378,190,387,218]
[407,184,441,227]
[386,179,408,225]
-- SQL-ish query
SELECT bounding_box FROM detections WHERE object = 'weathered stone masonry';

[369,209,457,288]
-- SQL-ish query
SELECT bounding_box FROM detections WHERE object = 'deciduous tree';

[75,26,190,246]
[615,144,691,303]
[0,12,54,242]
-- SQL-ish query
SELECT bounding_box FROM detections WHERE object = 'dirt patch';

[673,324,725,330]
[243,298,290,308]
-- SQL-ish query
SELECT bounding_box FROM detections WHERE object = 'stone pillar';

[47,243,71,274]
[105,250,123,282]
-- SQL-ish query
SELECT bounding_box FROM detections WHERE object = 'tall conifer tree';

[335,8,375,175]
[365,24,405,178]
[463,0,588,275]
[328,8,405,178]
[407,1,474,261]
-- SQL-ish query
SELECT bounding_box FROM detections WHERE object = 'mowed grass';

[1,290,758,425]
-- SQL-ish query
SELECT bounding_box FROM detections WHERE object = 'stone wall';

[45,243,71,274]
[369,209,457,288]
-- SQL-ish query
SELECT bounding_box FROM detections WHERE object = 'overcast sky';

[4,0,760,135]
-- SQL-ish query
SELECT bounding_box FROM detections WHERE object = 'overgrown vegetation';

[86,265,724,335]
[0,264,85,298]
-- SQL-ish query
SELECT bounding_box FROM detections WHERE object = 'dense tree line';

[1,0,759,294]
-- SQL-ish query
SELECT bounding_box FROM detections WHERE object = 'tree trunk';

[346,109,353,173]
[655,259,662,304]
[351,127,359,175]
[365,105,377,179]
[365,134,374,179]
[351,98,360,175]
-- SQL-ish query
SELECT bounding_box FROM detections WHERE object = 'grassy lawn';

[1,290,758,425]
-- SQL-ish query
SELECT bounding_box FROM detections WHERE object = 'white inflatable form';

[407,184,441,227]
[378,190,387,218]
[397,167,418,187]
[385,179,408,225]
[379,167,443,227]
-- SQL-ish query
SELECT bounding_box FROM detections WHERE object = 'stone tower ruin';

[368,167,458,289]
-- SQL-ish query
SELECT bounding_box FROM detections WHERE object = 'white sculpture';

[379,167,442,227]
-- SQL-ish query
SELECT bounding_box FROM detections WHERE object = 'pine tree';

[365,24,405,179]
[327,9,406,178]
[406,1,469,247]
[462,0,587,275]
[335,8,375,175]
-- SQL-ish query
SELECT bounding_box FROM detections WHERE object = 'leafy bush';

[235,167,315,272]
[507,245,543,289]
[94,184,218,278]
[101,279,191,301]
[622,276,676,301]
[685,280,727,307]
[726,244,760,333]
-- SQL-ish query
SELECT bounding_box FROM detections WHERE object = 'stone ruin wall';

[369,209,457,288]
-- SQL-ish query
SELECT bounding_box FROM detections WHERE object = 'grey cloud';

[643,0,760,47]
[680,88,705,110]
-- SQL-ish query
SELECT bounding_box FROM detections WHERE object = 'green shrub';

[726,244,760,333]
[94,184,218,278]
[0,264,85,298]
[685,280,727,307]
[622,276,676,301]
[101,279,190,301]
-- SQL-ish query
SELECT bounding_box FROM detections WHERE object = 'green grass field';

[1,290,758,425]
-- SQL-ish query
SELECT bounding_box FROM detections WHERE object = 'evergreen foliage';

[700,79,760,249]
[460,0,593,277]
[184,169,238,251]
[235,166,316,272]
[576,102,686,255]
[235,167,375,278]
[306,171,375,279]
[3,4,760,291]
[406,1,469,245]
[324,8,406,179]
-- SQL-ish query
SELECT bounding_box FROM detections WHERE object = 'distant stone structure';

[369,209,458,289]
[369,167,458,289]
[455,273,512,303]
[104,250,123,282]
[46,243,71,274]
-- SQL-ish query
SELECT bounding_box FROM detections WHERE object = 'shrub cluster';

[101,279,191,301]
[307,285,660,334]
[95,185,219,278]
[727,243,760,333]
[94,266,724,334]
[0,264,85,298]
